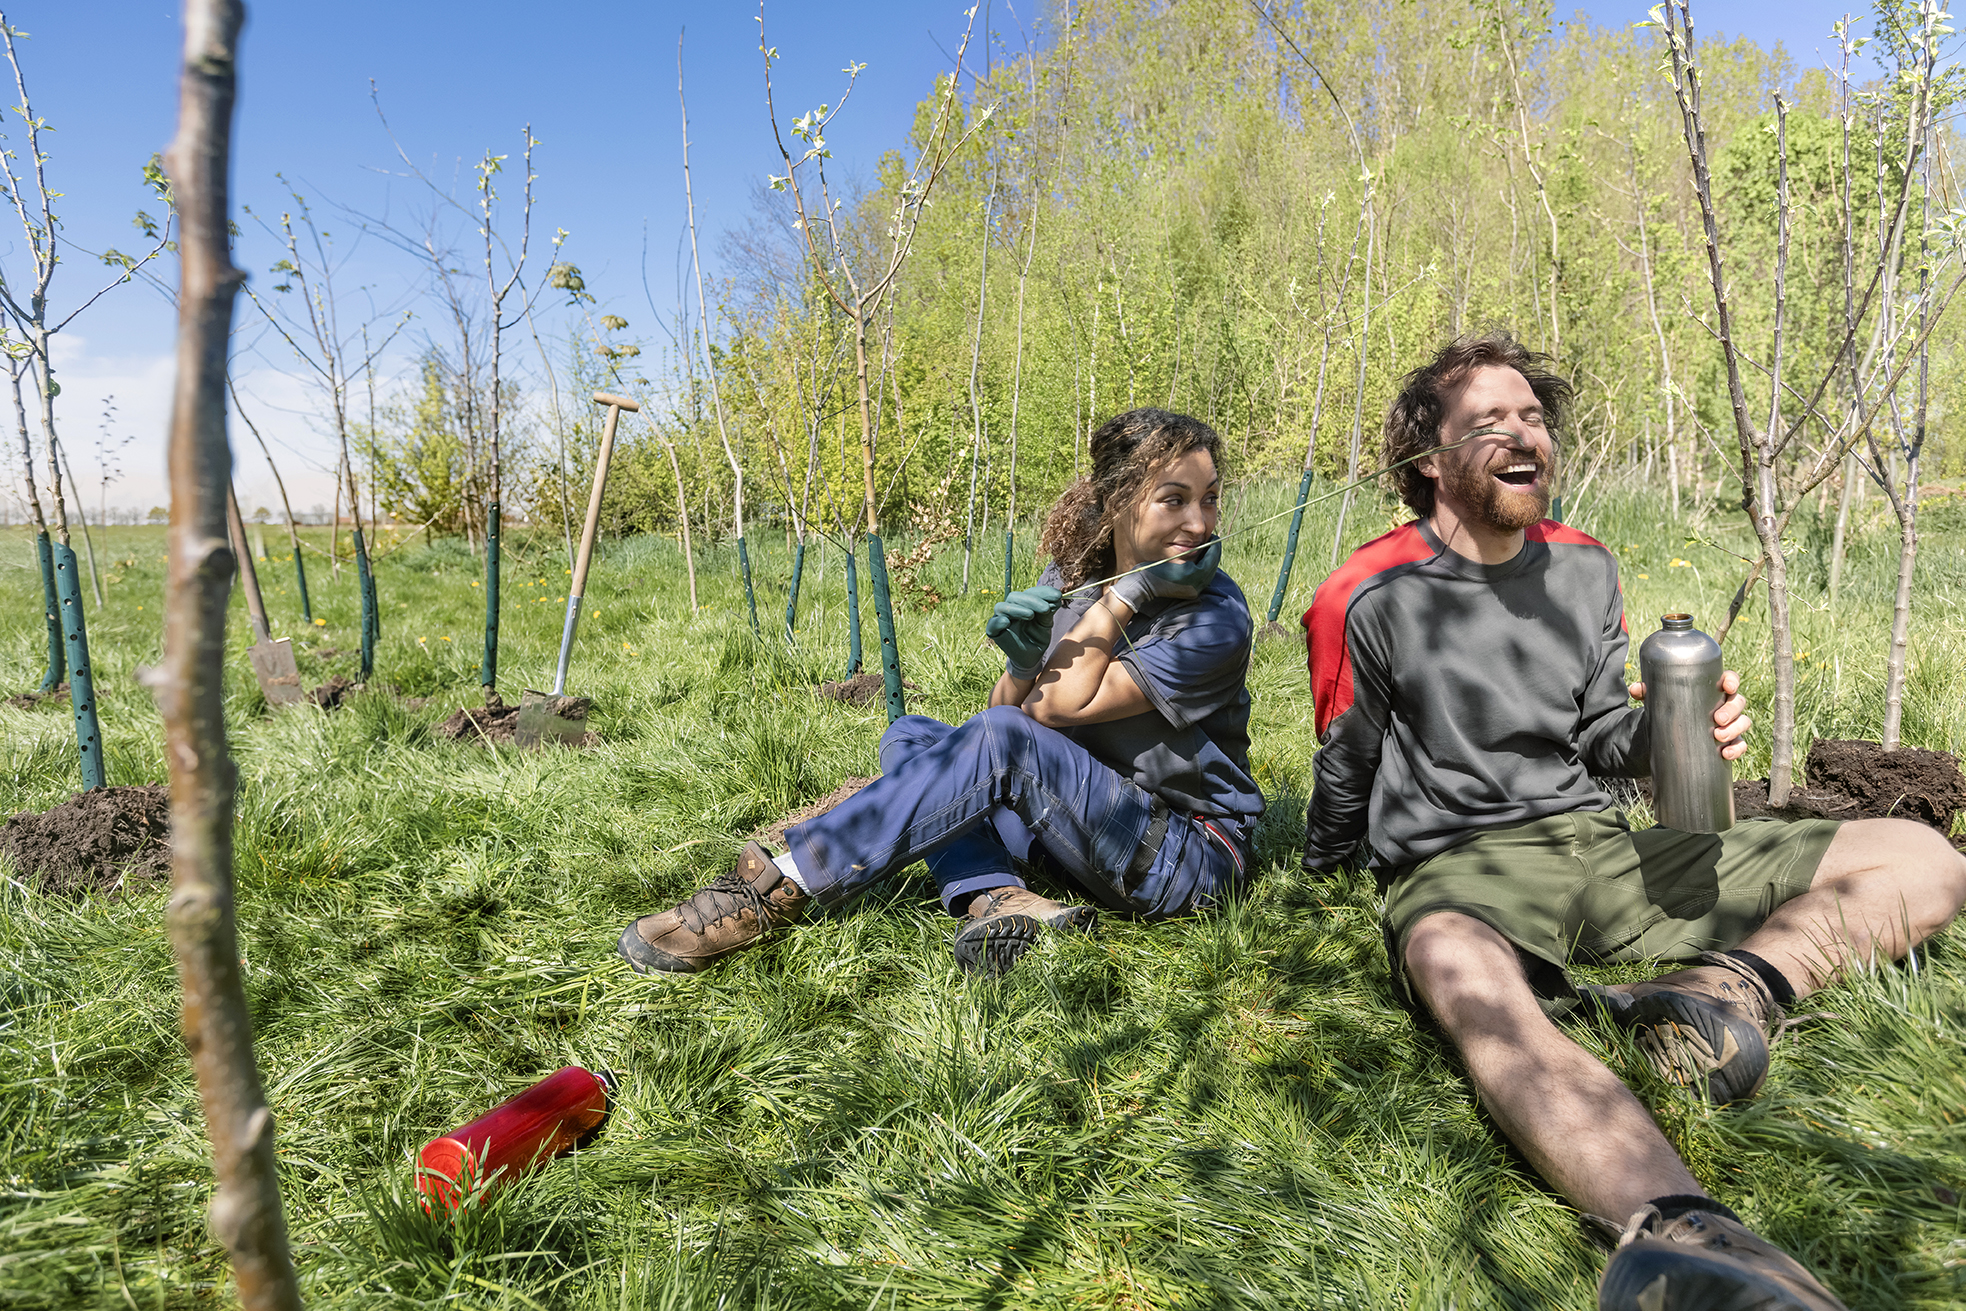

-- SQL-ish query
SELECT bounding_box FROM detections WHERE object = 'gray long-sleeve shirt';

[1300,518,1650,872]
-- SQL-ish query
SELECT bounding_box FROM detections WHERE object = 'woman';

[618,407,1262,978]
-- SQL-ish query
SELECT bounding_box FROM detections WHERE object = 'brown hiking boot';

[952,887,1098,977]
[617,842,810,974]
[1598,1204,1847,1310]
[1582,952,1780,1105]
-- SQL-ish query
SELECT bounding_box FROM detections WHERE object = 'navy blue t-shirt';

[1036,564,1263,830]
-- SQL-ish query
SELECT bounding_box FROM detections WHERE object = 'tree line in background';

[7,0,1964,797]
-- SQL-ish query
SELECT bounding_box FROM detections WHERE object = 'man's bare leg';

[1403,910,1699,1221]
[1406,911,1850,1308]
[1591,817,1966,1104]
[1732,817,1966,997]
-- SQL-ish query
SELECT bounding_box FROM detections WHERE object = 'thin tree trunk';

[228,380,311,623]
[58,438,104,605]
[1828,448,1857,604]
[10,354,61,688]
[1332,203,1376,566]
[1881,453,1918,749]
[680,37,755,634]
[962,184,992,594]
[652,418,698,612]
[157,5,303,1307]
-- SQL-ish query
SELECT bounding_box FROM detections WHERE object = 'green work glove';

[986,585,1063,680]
[1107,537,1222,613]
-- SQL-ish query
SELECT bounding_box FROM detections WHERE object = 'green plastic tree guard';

[292,534,313,625]
[52,542,103,790]
[866,534,905,724]
[36,530,64,691]
[737,537,760,636]
[355,529,377,681]
[1003,528,1014,599]
[843,546,863,678]
[479,501,500,693]
[1267,468,1316,624]
[785,541,806,641]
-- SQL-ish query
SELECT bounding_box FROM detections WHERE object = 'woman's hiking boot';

[1582,952,1779,1104]
[618,842,810,974]
[1597,1204,1846,1311]
[952,887,1098,977]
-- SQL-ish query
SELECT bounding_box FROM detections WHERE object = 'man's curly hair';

[1039,408,1223,591]
[1384,331,1572,516]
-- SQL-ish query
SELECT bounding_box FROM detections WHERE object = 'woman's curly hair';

[1383,331,1571,516]
[1039,408,1224,591]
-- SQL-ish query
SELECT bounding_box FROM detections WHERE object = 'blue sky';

[0,1,1905,515]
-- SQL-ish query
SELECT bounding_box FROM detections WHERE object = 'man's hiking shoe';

[1582,952,1779,1104]
[1598,1205,1846,1311]
[618,842,809,974]
[952,887,1097,977]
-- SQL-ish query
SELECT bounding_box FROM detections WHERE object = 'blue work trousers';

[784,708,1249,919]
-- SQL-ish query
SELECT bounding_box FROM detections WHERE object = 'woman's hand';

[986,586,1063,679]
[1106,537,1221,613]
[1628,669,1753,761]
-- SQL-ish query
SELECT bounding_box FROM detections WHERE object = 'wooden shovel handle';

[571,399,628,598]
[226,481,272,645]
[591,391,641,413]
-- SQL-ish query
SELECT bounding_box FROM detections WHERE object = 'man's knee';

[1404,912,1547,1039]
[1817,817,1966,926]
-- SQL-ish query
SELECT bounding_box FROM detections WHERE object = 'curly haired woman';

[618,407,1262,977]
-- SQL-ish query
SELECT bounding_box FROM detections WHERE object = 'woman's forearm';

[990,671,1036,709]
[1022,593,1141,723]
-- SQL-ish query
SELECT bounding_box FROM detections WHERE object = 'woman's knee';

[878,714,953,772]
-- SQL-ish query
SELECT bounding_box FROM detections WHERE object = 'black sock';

[1722,949,1798,1006]
[1648,1193,1739,1224]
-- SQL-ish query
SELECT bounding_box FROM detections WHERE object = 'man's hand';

[1628,669,1753,761]
[986,585,1063,680]
[1107,537,1222,614]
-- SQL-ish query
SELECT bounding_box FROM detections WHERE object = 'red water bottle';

[417,1066,613,1210]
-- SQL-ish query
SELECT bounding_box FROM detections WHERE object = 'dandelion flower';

[1636,574,1649,580]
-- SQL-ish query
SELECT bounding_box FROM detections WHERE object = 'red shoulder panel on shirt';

[1300,521,1436,738]
[1526,519,1607,549]
[1528,518,1628,632]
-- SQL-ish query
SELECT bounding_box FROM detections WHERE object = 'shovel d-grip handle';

[417,1066,613,1211]
[551,392,640,695]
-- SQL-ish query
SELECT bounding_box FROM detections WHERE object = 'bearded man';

[1300,331,1966,1311]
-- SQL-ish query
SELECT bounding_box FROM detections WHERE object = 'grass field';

[3,479,1965,1310]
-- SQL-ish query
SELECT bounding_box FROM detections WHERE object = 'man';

[1300,332,1966,1311]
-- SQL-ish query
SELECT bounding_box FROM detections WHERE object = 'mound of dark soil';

[437,694,600,747]
[437,697,522,743]
[817,673,919,708]
[311,675,357,709]
[1732,738,1966,847]
[1808,738,1966,832]
[6,682,69,710]
[0,785,171,898]
[752,777,877,850]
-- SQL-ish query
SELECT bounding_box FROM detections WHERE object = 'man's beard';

[1438,451,1550,532]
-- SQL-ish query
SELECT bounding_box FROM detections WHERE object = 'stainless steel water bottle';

[1639,613,1735,832]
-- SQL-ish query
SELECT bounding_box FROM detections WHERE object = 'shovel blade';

[514,689,593,748]
[249,637,306,707]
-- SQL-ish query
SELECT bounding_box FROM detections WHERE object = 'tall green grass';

[1,484,1962,1309]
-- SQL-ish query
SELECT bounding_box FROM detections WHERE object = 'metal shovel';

[515,391,639,747]
[226,481,305,707]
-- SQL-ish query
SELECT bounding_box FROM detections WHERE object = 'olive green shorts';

[1382,810,1841,1017]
